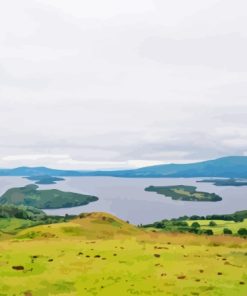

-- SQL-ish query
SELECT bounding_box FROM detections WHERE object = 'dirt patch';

[154,254,160,258]
[12,265,24,271]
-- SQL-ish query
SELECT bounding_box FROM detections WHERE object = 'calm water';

[0,176,246,224]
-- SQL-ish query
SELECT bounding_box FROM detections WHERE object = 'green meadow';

[0,212,246,296]
[187,219,247,235]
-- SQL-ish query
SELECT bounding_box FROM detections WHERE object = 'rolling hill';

[0,212,246,295]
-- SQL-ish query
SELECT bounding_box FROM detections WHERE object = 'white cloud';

[42,0,155,19]
[1,154,169,170]
[2,154,70,161]
[0,0,247,169]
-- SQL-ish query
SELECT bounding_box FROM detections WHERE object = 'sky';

[1,0,247,170]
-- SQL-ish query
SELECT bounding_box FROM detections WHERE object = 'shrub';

[209,221,217,227]
[203,229,214,235]
[177,226,191,233]
[188,227,201,234]
[223,228,232,235]
[191,222,200,228]
[171,221,189,227]
[154,222,165,229]
[238,228,247,236]
[190,215,204,220]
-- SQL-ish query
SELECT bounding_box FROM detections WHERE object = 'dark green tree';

[238,228,247,236]
[203,229,214,235]
[223,228,232,235]
[191,222,200,228]
[209,221,217,227]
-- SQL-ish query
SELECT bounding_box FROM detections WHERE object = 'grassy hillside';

[0,212,246,295]
[0,184,98,209]
[0,218,35,236]
[17,212,139,240]
[0,205,75,236]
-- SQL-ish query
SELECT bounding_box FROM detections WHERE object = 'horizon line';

[0,155,245,171]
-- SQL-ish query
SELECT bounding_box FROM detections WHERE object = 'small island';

[0,184,98,209]
[197,178,247,186]
[145,185,222,202]
[24,175,65,185]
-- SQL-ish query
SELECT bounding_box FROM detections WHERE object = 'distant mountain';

[1,156,247,178]
[0,166,82,176]
[79,156,247,178]
[116,156,247,178]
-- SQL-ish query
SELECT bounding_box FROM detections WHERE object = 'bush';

[223,228,232,235]
[188,227,201,234]
[171,221,189,227]
[153,222,165,229]
[238,228,247,236]
[191,222,200,228]
[203,229,214,235]
[176,226,191,233]
[0,204,46,220]
[209,221,217,227]
[190,215,204,220]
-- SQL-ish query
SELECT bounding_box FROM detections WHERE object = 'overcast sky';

[1,0,247,170]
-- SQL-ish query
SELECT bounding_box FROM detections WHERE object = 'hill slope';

[0,212,246,296]
[18,212,139,239]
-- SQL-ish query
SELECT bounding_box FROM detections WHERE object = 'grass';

[0,218,36,236]
[187,219,247,235]
[0,213,246,295]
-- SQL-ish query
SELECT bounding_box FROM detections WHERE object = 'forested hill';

[1,156,247,178]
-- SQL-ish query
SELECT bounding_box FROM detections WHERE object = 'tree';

[154,222,164,229]
[223,228,232,235]
[203,229,214,235]
[209,221,217,227]
[172,221,189,227]
[238,228,247,236]
[191,222,200,228]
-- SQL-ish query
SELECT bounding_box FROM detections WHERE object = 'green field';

[144,211,247,236]
[0,212,246,295]
[187,219,247,235]
[145,218,247,236]
[145,185,222,201]
[0,218,36,235]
